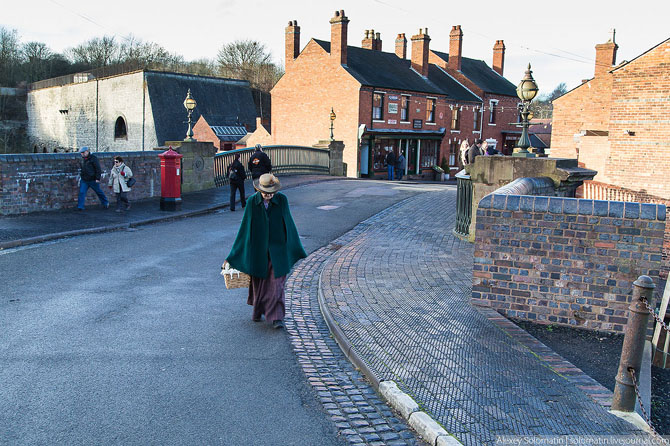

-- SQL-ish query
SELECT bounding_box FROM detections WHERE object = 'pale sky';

[4,0,669,96]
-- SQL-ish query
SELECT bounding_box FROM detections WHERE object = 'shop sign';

[413,119,423,129]
[388,95,399,100]
[387,119,397,125]
[388,103,398,114]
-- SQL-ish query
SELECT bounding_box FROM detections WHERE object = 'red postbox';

[158,147,183,211]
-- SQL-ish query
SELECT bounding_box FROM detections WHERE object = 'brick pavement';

[311,187,645,445]
[285,242,425,446]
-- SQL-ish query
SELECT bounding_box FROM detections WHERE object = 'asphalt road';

[0,179,447,446]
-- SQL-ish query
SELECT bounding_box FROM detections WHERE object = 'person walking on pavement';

[77,146,109,210]
[227,153,246,212]
[385,149,396,180]
[225,174,307,329]
[396,150,406,180]
[247,144,272,180]
[107,156,133,213]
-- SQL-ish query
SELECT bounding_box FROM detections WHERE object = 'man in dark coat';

[226,174,306,328]
[77,146,109,210]
[247,144,272,180]
[227,153,246,212]
[466,139,484,165]
[385,150,396,180]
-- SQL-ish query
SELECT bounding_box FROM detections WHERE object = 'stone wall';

[26,71,158,152]
[0,151,161,215]
[473,193,666,333]
[163,141,218,193]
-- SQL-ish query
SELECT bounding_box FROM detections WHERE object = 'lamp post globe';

[513,64,538,157]
[184,89,197,142]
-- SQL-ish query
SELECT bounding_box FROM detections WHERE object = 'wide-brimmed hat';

[254,173,281,193]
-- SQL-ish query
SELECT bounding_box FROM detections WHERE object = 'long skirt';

[247,260,287,322]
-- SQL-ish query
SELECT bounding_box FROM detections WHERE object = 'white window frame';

[400,94,411,123]
[488,99,498,125]
[373,90,386,122]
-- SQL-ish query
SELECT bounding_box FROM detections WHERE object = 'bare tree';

[22,41,52,82]
[217,39,282,91]
[0,27,22,85]
[530,82,568,119]
[67,35,120,68]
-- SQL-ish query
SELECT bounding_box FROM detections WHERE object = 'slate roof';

[313,40,480,102]
[431,51,517,97]
[145,71,257,145]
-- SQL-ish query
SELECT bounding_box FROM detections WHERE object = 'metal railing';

[454,170,472,237]
[213,145,330,187]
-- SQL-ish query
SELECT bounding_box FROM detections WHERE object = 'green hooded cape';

[226,191,307,278]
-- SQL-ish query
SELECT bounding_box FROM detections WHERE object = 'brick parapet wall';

[0,152,161,215]
[473,193,666,333]
[582,180,670,278]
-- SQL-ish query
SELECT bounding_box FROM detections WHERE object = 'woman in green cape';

[226,174,307,329]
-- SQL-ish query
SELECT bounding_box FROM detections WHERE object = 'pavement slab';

[316,188,646,445]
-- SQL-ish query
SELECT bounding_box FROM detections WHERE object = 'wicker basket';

[221,262,250,289]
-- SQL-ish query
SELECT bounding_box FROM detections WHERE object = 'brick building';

[551,35,670,274]
[552,35,670,198]
[271,11,520,178]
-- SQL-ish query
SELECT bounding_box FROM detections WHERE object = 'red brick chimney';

[374,32,382,51]
[411,28,430,77]
[362,29,374,49]
[285,20,300,71]
[492,40,505,76]
[330,10,349,66]
[449,25,463,71]
[362,30,382,51]
[395,33,407,59]
[594,31,618,78]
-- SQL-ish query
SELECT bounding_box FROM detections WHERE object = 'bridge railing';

[213,145,330,187]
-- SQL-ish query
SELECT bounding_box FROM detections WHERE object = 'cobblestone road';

[314,187,643,445]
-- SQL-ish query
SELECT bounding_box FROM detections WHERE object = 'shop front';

[358,128,445,178]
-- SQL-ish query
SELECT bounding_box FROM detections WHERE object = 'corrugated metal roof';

[210,125,248,141]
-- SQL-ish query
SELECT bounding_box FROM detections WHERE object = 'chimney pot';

[411,29,430,77]
[449,24,463,71]
[285,19,301,71]
[492,39,505,76]
[330,10,349,65]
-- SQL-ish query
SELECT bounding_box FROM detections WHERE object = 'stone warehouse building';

[27,70,258,152]
[271,10,521,178]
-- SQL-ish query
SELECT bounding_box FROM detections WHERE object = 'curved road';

[0,180,444,446]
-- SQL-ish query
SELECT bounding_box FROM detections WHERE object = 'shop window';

[473,107,481,131]
[401,95,410,121]
[426,98,436,123]
[420,140,438,168]
[451,107,460,130]
[373,93,384,121]
[114,117,127,140]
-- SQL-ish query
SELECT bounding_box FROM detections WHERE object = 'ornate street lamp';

[513,63,539,157]
[183,89,197,142]
[329,108,337,141]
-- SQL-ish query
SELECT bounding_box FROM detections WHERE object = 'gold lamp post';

[513,63,539,157]
[183,89,197,142]
[329,108,337,141]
